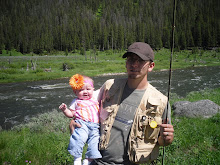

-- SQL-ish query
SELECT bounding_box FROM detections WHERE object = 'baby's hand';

[59,103,67,112]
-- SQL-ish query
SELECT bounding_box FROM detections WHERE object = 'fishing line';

[162,0,177,164]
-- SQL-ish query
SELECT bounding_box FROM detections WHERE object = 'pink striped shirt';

[69,98,99,123]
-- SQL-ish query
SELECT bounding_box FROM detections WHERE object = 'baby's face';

[75,83,94,100]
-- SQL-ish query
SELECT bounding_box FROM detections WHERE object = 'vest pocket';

[130,138,158,163]
[136,109,162,140]
[131,148,151,163]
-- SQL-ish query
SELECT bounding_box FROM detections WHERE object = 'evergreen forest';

[0,0,219,54]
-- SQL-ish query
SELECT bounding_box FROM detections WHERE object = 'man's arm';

[69,119,82,134]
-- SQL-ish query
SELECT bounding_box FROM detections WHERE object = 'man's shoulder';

[105,78,127,83]
[104,78,127,88]
[148,83,167,99]
[145,84,168,108]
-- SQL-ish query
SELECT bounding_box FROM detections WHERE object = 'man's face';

[74,83,94,100]
[126,53,154,79]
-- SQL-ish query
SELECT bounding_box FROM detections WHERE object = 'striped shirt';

[69,98,99,123]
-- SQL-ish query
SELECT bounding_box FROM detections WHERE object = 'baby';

[59,74,101,165]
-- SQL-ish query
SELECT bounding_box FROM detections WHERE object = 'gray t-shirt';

[94,84,170,165]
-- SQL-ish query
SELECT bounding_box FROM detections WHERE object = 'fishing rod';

[162,0,177,164]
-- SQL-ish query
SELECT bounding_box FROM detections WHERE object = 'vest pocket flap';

[147,127,160,139]
[148,98,161,106]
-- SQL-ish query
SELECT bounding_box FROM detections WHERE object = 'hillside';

[0,0,219,54]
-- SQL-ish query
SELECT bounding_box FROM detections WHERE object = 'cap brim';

[122,51,150,61]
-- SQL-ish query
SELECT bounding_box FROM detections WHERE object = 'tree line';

[0,0,219,54]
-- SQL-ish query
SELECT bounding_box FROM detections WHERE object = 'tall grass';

[0,88,219,164]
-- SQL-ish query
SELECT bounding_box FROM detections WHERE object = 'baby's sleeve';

[93,89,100,101]
[69,98,77,111]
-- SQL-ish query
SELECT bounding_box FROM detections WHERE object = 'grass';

[0,88,219,165]
[0,110,78,165]
[156,88,220,165]
[161,114,220,164]
[0,128,71,164]
[0,48,219,83]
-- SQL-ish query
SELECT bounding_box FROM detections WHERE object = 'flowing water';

[0,66,219,129]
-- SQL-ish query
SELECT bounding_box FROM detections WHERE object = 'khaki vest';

[98,78,168,164]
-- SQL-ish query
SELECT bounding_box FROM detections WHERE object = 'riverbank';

[0,48,219,83]
[0,87,219,164]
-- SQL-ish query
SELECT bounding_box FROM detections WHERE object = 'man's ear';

[148,62,155,72]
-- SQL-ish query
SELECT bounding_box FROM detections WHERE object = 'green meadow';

[0,48,219,83]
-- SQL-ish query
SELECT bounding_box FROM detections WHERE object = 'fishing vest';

[99,78,168,164]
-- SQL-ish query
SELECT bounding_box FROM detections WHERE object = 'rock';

[172,99,220,118]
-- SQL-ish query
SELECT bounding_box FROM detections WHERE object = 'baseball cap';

[122,42,154,61]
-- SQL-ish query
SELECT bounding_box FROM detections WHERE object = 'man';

[70,42,174,165]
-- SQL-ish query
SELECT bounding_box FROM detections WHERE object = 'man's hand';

[69,119,82,134]
[158,120,174,146]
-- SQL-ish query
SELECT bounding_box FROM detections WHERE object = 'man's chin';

[128,74,139,79]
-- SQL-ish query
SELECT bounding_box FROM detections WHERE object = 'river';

[0,66,219,129]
